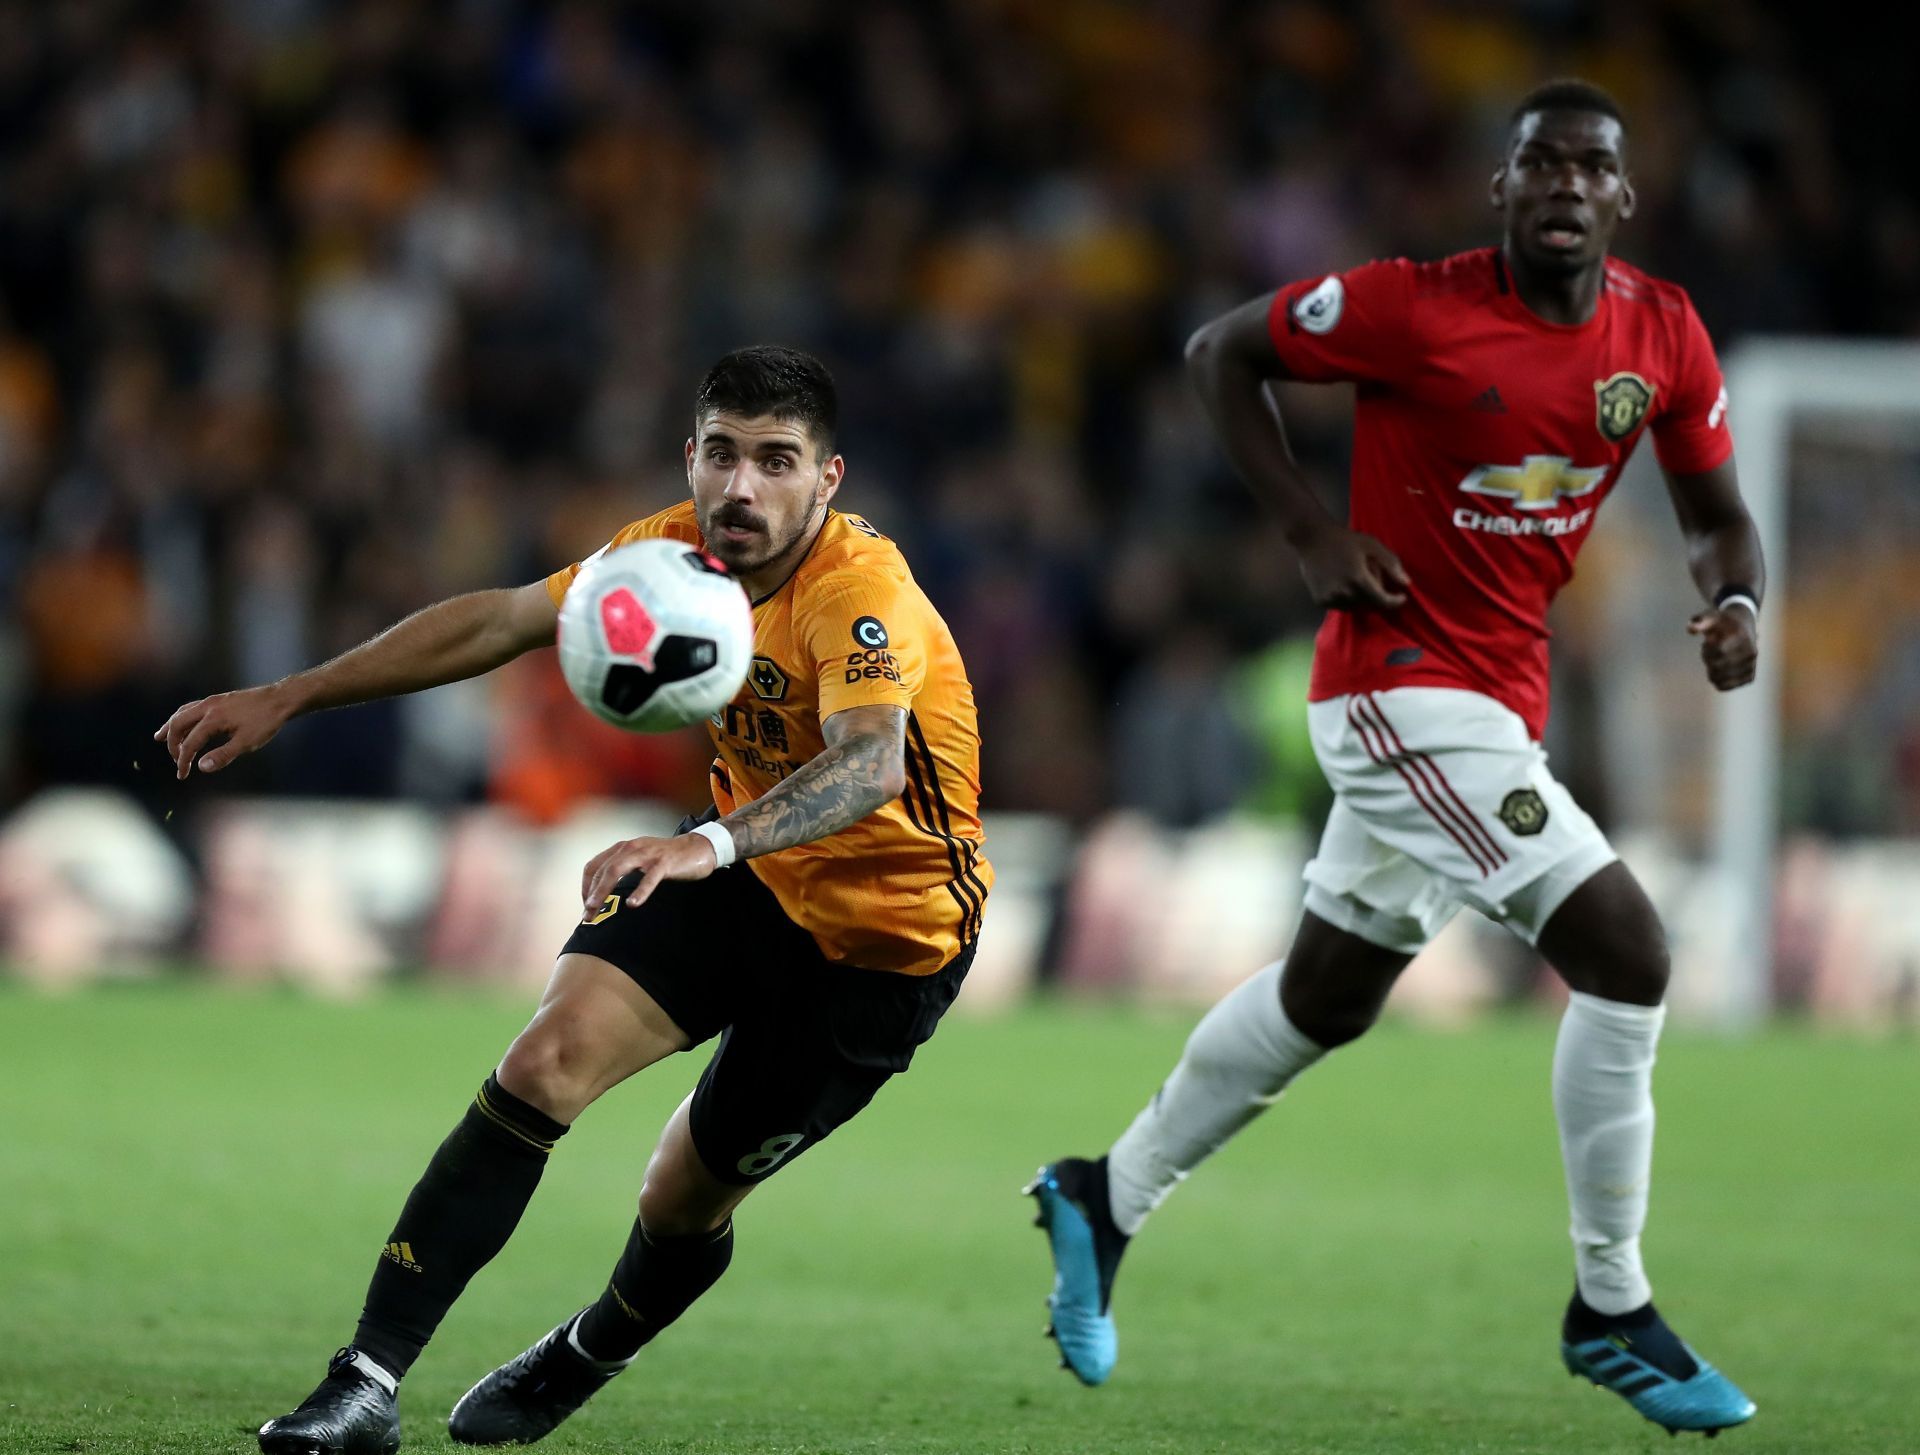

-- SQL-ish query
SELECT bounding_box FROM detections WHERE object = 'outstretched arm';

[579,704,908,912]
[1662,460,1764,691]
[1185,294,1409,611]
[155,581,560,778]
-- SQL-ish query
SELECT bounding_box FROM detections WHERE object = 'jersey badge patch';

[748,657,789,702]
[852,616,890,649]
[1293,275,1346,335]
[1498,787,1549,836]
[1594,372,1655,443]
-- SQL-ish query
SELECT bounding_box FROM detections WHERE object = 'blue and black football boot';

[1024,1156,1129,1386]
[1561,1290,1756,1436]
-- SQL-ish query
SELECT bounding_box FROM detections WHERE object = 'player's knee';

[1586,926,1670,1006]
[638,1155,738,1238]
[635,1108,746,1237]
[1551,895,1670,1005]
[1283,999,1378,1049]
[637,1182,733,1239]
[1278,957,1386,1049]
[495,1025,601,1122]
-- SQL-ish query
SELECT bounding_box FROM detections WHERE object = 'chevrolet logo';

[1458,455,1607,511]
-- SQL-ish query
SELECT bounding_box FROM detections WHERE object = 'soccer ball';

[557,538,754,731]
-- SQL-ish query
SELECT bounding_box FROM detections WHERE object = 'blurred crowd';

[3,0,1916,838]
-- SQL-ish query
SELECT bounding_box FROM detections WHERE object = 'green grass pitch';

[2,982,1915,1454]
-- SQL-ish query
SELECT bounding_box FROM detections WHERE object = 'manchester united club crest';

[1593,372,1654,443]
[1498,787,1549,837]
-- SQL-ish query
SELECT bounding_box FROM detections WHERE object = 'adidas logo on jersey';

[381,1241,423,1273]
[1472,386,1507,413]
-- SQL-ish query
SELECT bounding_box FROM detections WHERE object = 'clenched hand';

[1297,524,1410,611]
[1687,604,1758,691]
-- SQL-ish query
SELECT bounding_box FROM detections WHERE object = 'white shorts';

[1302,687,1618,955]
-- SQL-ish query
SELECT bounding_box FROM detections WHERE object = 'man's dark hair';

[1509,79,1626,142]
[694,346,838,454]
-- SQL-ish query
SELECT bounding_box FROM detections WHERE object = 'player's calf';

[350,1074,570,1379]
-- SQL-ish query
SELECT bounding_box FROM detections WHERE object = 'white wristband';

[1718,592,1759,621]
[690,819,737,868]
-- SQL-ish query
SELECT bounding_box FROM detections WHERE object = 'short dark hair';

[1509,79,1625,142]
[694,346,838,454]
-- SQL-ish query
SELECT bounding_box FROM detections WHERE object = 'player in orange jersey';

[158,347,990,1452]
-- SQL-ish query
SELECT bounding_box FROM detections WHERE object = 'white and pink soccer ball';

[557,539,754,732]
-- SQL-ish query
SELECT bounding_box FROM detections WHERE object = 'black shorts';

[560,841,970,1185]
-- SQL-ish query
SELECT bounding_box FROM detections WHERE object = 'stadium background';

[3,5,1918,1454]
[3,0,1915,1017]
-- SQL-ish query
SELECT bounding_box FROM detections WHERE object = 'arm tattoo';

[720,725,904,860]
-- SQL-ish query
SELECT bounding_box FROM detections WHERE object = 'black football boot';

[257,1347,401,1455]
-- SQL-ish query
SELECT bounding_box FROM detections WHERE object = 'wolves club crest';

[747,657,789,702]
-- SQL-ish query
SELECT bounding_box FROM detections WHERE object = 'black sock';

[1566,1291,1697,1379]
[352,1074,569,1376]
[1565,1287,1656,1340]
[573,1218,735,1363]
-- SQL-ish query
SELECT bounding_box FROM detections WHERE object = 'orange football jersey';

[547,503,990,974]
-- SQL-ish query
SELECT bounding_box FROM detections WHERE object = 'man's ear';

[1490,164,1508,212]
[817,454,845,509]
[1619,177,1637,221]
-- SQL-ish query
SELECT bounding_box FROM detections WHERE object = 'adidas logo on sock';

[381,1240,423,1273]
[1472,385,1507,413]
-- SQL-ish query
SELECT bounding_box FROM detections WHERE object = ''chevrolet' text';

[1452,506,1595,537]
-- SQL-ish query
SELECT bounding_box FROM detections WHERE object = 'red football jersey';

[1267,247,1733,739]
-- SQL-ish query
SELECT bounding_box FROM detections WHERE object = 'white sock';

[566,1311,637,1373]
[348,1349,399,1394]
[1106,961,1326,1236]
[1553,990,1666,1316]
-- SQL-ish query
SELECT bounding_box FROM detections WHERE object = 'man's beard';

[705,494,818,570]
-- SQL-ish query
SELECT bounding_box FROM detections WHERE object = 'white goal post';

[1715,339,1920,1026]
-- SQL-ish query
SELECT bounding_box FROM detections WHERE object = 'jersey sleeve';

[800,568,927,720]
[1265,258,1420,386]
[1650,297,1734,476]
[544,512,685,607]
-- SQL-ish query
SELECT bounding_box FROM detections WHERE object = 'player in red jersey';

[1028,81,1760,1436]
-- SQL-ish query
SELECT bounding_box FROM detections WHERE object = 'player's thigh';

[496,952,694,1122]
[498,857,788,1121]
[683,950,972,1187]
[1311,688,1614,929]
[562,855,792,1045]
